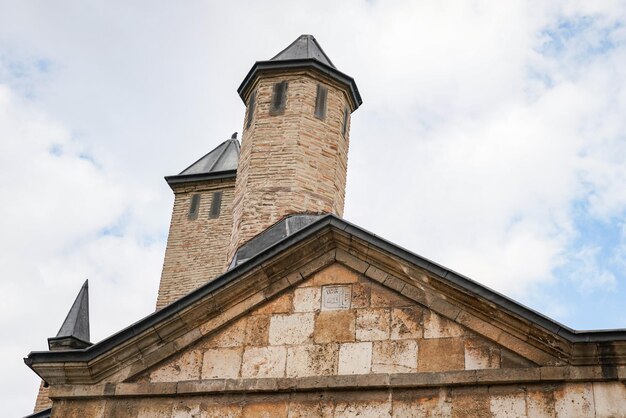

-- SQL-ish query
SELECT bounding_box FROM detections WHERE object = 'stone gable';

[136,263,533,384]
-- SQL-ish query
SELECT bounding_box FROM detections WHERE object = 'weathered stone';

[201,403,242,418]
[338,342,372,375]
[464,338,500,370]
[526,387,556,418]
[202,348,242,379]
[418,338,464,372]
[489,392,526,418]
[242,401,289,418]
[372,340,418,373]
[171,401,201,418]
[390,307,423,340]
[307,263,360,286]
[392,388,451,418]
[592,381,626,418]
[293,287,321,312]
[424,311,464,339]
[149,350,201,382]
[287,401,334,418]
[52,399,107,418]
[356,308,390,341]
[371,282,409,307]
[450,387,490,418]
[351,282,370,308]
[314,310,356,343]
[334,400,392,417]
[286,344,338,377]
[241,346,287,378]
[501,349,534,369]
[204,316,247,348]
[244,315,270,346]
[137,398,173,418]
[254,293,293,315]
[269,313,315,345]
[554,383,595,417]
[321,285,352,311]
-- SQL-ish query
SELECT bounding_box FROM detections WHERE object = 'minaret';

[156,136,239,309]
[228,35,361,260]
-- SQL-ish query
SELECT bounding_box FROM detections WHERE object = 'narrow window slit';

[314,84,328,120]
[188,194,201,220]
[209,191,222,219]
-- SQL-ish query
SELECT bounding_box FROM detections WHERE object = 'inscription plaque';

[321,285,351,311]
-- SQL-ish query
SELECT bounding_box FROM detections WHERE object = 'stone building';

[25,35,626,418]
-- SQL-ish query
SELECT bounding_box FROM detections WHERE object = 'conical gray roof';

[271,34,335,68]
[56,280,89,341]
[238,34,362,110]
[166,136,240,186]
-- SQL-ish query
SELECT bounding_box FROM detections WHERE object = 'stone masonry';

[157,178,235,309]
[229,70,354,260]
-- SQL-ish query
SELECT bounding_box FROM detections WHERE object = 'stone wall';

[50,382,626,417]
[229,70,352,259]
[156,178,235,309]
[143,264,531,385]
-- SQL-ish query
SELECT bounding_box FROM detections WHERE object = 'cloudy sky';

[2,1,626,415]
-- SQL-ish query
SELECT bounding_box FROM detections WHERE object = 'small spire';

[231,132,238,139]
[47,280,92,350]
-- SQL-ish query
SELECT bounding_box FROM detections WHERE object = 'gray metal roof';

[228,214,324,269]
[23,407,51,418]
[238,35,362,110]
[47,280,91,350]
[271,35,335,68]
[165,137,240,186]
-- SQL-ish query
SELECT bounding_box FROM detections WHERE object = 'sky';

[1,1,626,415]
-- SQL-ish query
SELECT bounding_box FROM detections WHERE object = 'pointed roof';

[271,34,335,68]
[238,35,362,110]
[165,136,240,186]
[47,280,91,350]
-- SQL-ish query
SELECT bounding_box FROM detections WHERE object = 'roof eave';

[165,170,237,189]
[237,59,362,111]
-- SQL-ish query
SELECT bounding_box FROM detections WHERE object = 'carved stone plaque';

[321,285,351,311]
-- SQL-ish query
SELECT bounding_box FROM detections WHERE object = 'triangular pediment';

[26,216,626,387]
[136,263,534,384]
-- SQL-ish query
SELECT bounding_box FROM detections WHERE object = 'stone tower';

[229,34,362,260]
[156,138,239,309]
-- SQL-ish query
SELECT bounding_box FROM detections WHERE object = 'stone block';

[241,346,287,378]
[592,382,626,418]
[554,383,595,418]
[392,388,451,418]
[269,313,315,345]
[464,338,500,370]
[424,311,464,339]
[307,263,360,286]
[351,282,370,308]
[489,392,526,418]
[286,344,339,377]
[204,316,247,348]
[254,293,293,315]
[314,310,356,343]
[356,308,390,341]
[149,350,201,382]
[242,401,288,418]
[450,387,490,418]
[293,287,321,312]
[338,342,372,375]
[390,307,423,340]
[201,403,242,418]
[202,348,242,379]
[418,338,464,372]
[137,398,173,418]
[245,314,270,346]
[371,283,411,307]
[287,401,334,418]
[526,388,556,418]
[372,340,418,373]
[171,402,201,418]
[334,400,392,417]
